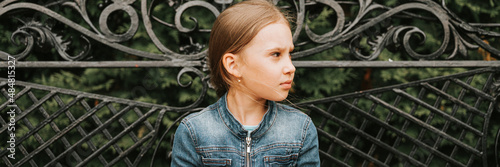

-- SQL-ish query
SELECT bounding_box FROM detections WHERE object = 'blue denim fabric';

[171,94,320,166]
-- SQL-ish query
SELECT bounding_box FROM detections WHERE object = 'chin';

[269,92,289,101]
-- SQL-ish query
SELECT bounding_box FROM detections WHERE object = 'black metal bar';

[103,103,140,143]
[86,103,134,166]
[0,78,184,111]
[10,91,57,122]
[338,99,358,164]
[316,128,391,167]
[0,86,33,125]
[14,99,106,166]
[293,61,500,68]
[296,68,499,106]
[16,143,37,167]
[378,95,401,165]
[350,95,380,166]
[337,99,466,167]
[320,102,338,167]
[386,87,427,165]
[25,92,67,167]
[0,61,202,68]
[420,83,485,116]
[451,78,496,102]
[0,86,33,133]
[318,149,350,167]
[392,88,483,135]
[74,107,158,167]
[133,107,155,134]
[310,103,427,166]
[480,72,498,166]
[435,77,474,167]
[418,79,450,167]
[1,156,13,166]
[78,100,120,166]
[135,108,167,166]
[107,129,156,167]
[463,84,488,166]
[52,94,87,164]
[43,104,133,167]
[480,102,496,166]
[0,61,498,68]
[367,95,482,157]
[12,94,79,145]
[495,127,500,167]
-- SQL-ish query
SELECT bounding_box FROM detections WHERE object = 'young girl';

[171,0,320,166]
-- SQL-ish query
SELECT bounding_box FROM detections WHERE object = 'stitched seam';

[264,153,299,163]
[197,149,240,153]
[182,120,198,146]
[253,142,302,154]
[264,155,298,160]
[196,146,238,151]
[196,147,240,154]
[255,145,302,154]
[202,159,232,165]
[183,105,213,120]
[181,106,216,147]
[255,102,277,138]
[256,142,302,148]
[277,103,302,113]
[300,117,311,152]
[217,101,241,138]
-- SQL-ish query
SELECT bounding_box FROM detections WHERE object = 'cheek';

[248,62,275,77]
[242,57,281,83]
[244,59,266,73]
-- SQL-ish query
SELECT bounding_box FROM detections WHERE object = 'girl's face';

[237,22,295,102]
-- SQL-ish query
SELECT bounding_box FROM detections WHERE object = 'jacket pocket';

[202,158,231,166]
[264,153,298,167]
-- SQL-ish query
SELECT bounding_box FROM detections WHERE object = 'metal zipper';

[245,132,252,167]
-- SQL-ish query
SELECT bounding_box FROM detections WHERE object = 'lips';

[280,80,293,89]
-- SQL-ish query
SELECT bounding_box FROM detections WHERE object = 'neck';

[226,88,267,126]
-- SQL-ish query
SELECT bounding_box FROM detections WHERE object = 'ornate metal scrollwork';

[176,66,210,108]
[289,0,500,60]
[1,0,499,62]
[7,19,92,61]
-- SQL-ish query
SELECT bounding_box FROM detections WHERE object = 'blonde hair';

[208,0,290,97]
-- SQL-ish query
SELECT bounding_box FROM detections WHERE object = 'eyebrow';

[265,45,295,52]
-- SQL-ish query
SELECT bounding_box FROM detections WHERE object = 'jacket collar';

[217,93,277,139]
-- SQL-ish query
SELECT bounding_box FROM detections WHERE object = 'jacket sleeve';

[170,121,202,166]
[298,118,321,166]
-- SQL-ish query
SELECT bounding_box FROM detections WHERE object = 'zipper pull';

[246,136,251,153]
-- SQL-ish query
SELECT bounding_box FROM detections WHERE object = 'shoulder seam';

[181,120,198,146]
[301,117,312,147]
[183,104,215,121]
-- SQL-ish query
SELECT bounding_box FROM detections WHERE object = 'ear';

[222,53,242,78]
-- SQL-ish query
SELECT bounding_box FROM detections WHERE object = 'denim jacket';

[171,94,320,166]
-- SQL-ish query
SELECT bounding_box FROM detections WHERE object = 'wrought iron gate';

[0,0,499,166]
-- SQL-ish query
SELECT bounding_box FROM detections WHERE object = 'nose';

[283,57,296,75]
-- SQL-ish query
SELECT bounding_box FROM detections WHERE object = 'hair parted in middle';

[208,0,291,97]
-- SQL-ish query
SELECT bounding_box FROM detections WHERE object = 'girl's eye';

[272,52,281,57]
